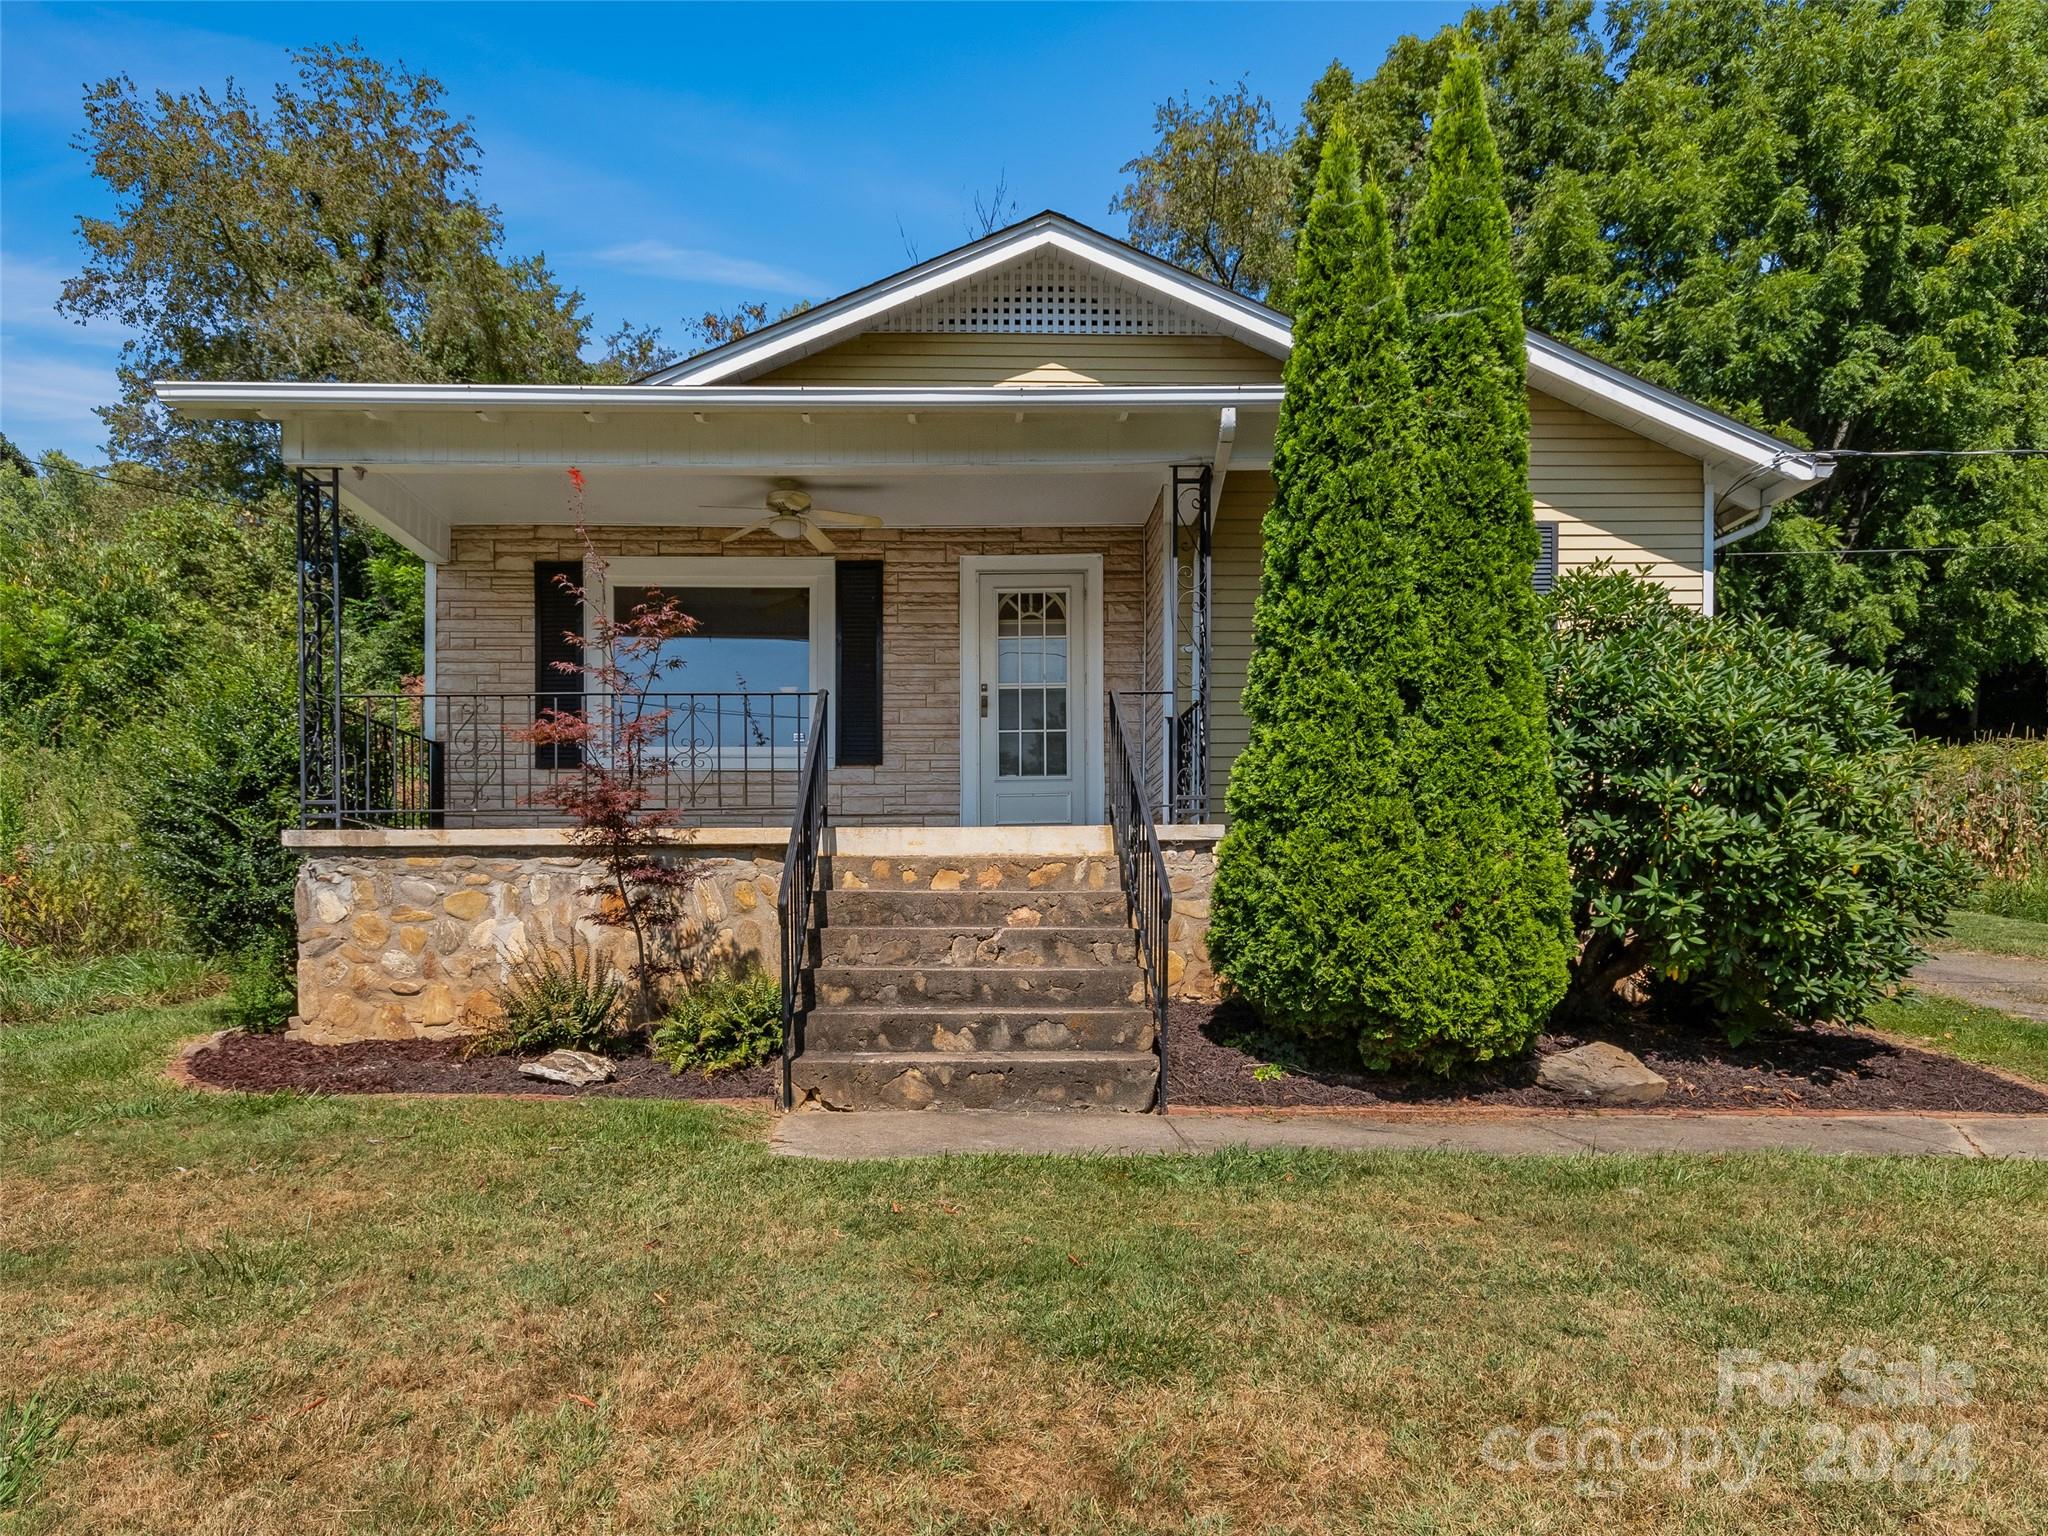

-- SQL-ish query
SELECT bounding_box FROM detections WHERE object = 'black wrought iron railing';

[337,704,444,829]
[312,691,825,828]
[777,693,830,1109]
[1120,690,1211,824]
[1108,692,1173,1113]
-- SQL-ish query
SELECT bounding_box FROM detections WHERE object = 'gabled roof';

[643,211,1294,386]
[645,210,1824,509]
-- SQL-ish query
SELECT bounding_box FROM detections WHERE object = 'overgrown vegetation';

[1213,63,1570,1074]
[651,966,780,1076]
[1543,569,1970,1041]
[1917,735,2048,921]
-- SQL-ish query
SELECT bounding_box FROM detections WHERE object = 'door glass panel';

[993,591,1070,780]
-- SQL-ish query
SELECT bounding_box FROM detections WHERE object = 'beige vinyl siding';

[1205,469,1271,807]
[1206,392,1709,806]
[1530,394,1705,609]
[752,331,1284,387]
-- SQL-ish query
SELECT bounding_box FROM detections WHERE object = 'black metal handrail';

[318,690,824,828]
[1108,691,1173,1113]
[777,692,830,1109]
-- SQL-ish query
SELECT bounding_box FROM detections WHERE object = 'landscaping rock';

[1536,1042,1667,1105]
[518,1049,616,1088]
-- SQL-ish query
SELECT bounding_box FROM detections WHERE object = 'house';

[159,212,1829,1110]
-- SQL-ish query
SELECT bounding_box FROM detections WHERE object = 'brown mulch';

[184,1033,778,1102]
[1168,999,2048,1114]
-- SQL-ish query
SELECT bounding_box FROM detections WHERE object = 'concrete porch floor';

[770,1109,2048,1161]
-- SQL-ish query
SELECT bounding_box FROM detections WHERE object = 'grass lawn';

[4,1001,2047,1534]
[1940,909,2048,963]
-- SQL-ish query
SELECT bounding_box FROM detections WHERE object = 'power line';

[1721,543,2044,559]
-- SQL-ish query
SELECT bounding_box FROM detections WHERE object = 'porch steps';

[786,843,1159,1113]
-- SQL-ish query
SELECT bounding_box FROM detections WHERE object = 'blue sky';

[0,1,1461,461]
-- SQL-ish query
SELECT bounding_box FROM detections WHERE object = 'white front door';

[973,572,1090,825]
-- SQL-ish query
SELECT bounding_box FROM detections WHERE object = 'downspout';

[1700,470,1717,618]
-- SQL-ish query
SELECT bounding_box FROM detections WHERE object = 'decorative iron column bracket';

[294,467,345,828]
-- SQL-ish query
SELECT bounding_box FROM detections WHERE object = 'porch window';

[601,557,835,763]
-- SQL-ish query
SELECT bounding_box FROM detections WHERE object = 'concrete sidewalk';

[770,1109,2048,1161]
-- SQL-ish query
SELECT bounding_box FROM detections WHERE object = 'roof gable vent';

[873,251,1217,336]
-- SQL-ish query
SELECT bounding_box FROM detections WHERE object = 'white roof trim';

[155,380,1285,416]
[645,213,1295,387]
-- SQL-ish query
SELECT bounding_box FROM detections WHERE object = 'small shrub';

[220,936,295,1035]
[131,651,299,958]
[1543,569,1971,1042]
[476,939,625,1056]
[652,967,780,1076]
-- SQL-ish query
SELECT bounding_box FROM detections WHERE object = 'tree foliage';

[1543,568,1969,1039]
[1212,63,1571,1074]
[1285,0,2048,718]
[59,43,650,493]
[1112,80,1292,298]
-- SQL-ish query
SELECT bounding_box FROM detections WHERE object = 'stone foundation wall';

[292,847,781,1043]
[1163,836,1219,1000]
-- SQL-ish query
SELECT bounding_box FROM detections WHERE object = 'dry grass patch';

[3,1001,2047,1532]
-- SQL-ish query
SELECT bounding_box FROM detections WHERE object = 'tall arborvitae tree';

[1212,65,1572,1073]
[1209,128,1436,1057]
[1390,53,1573,1062]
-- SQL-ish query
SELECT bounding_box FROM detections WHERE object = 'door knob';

[979,683,989,718]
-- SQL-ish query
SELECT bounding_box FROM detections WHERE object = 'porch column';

[1170,463,1214,822]
[293,467,345,828]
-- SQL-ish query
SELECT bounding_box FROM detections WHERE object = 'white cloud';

[0,341,117,460]
[0,250,130,348]
[587,239,819,295]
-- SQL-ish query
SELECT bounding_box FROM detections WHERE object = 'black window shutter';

[534,560,584,769]
[835,560,884,765]
[1533,522,1559,594]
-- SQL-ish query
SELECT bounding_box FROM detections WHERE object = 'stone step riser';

[815,926,1136,968]
[804,1007,1156,1054]
[820,890,1132,928]
[827,856,1116,895]
[791,1053,1159,1112]
[813,966,1144,1010]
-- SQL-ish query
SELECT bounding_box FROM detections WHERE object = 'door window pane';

[992,590,1070,780]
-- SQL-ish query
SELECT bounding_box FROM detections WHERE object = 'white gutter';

[1715,501,1775,551]
[154,380,1286,417]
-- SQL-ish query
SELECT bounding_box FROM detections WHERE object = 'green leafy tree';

[1289,0,2048,719]
[1111,80,1292,298]
[58,42,655,494]
[1543,568,1969,1039]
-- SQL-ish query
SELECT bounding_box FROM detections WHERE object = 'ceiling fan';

[711,479,882,553]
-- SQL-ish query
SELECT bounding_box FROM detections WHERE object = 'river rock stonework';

[291,849,781,1043]
[1163,837,1218,1001]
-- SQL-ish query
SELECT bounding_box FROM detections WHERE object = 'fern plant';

[478,937,625,1056]
[651,967,780,1076]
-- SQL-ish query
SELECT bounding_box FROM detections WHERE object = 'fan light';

[768,514,806,541]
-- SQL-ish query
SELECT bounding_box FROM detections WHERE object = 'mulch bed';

[1168,999,2048,1114]
[184,1033,778,1103]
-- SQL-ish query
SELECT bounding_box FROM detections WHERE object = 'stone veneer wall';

[292,846,781,1043]
[291,830,1223,1044]
[437,523,1148,827]
[1162,835,1218,1000]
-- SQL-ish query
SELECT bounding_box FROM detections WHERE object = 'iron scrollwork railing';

[1120,690,1211,824]
[1108,691,1173,1113]
[778,692,830,1109]
[322,691,826,828]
